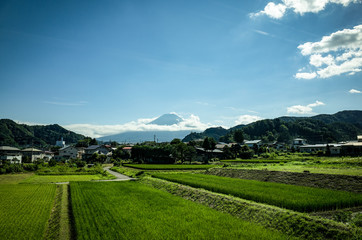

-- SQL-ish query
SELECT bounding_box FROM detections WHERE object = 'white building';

[58,146,84,160]
[55,137,66,148]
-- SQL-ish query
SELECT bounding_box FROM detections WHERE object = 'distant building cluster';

[1,135,362,165]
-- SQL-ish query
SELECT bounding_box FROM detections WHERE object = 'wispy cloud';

[235,115,263,125]
[287,101,325,115]
[44,101,88,106]
[63,113,214,138]
[251,0,359,19]
[253,30,270,36]
[296,24,362,79]
[349,89,361,94]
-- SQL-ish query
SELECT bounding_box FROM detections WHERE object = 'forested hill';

[182,110,362,144]
[0,119,85,147]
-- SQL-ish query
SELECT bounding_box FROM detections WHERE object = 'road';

[101,166,135,181]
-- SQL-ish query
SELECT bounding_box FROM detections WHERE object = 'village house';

[83,145,112,160]
[299,144,342,155]
[341,135,362,156]
[22,148,45,162]
[0,146,22,164]
[244,140,262,148]
[57,146,84,160]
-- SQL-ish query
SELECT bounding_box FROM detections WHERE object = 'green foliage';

[152,173,362,212]
[0,184,56,240]
[70,181,289,240]
[233,129,244,144]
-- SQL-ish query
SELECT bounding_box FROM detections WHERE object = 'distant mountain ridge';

[182,110,362,144]
[148,113,183,126]
[98,113,193,143]
[98,130,193,143]
[0,119,85,147]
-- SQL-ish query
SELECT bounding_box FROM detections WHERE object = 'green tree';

[233,129,244,144]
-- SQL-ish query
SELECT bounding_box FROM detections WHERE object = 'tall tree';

[233,129,244,144]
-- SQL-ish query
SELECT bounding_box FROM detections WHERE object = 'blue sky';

[1,0,361,137]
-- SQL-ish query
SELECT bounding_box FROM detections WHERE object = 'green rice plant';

[123,163,216,170]
[152,173,362,212]
[70,181,292,240]
[0,184,56,240]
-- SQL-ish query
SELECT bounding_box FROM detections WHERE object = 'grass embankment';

[152,173,362,212]
[43,184,71,240]
[224,157,362,176]
[124,163,217,170]
[70,181,291,240]
[0,184,56,240]
[141,177,360,240]
[110,166,144,178]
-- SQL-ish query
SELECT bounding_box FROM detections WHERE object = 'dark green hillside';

[182,127,228,142]
[183,111,362,144]
[0,119,85,147]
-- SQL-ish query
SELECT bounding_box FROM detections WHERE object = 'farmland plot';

[70,181,291,240]
[0,184,56,240]
[152,173,362,212]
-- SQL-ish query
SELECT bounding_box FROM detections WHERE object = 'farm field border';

[141,177,360,240]
[70,181,291,240]
[151,173,362,212]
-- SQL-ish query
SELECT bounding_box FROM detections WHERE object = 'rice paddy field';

[0,184,56,240]
[70,181,292,240]
[123,163,217,170]
[152,173,362,212]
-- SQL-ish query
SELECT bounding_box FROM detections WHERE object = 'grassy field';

[70,181,292,240]
[0,184,56,240]
[152,173,362,212]
[124,163,217,170]
[20,174,115,184]
[224,157,362,176]
[0,173,34,184]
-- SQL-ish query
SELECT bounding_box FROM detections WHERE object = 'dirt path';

[101,167,135,181]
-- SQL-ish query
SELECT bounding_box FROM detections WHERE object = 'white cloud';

[296,25,362,79]
[63,113,213,138]
[235,115,263,125]
[251,2,287,19]
[251,0,359,19]
[349,89,361,93]
[295,72,317,79]
[287,101,325,115]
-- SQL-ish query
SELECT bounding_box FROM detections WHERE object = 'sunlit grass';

[152,173,362,212]
[70,181,291,240]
